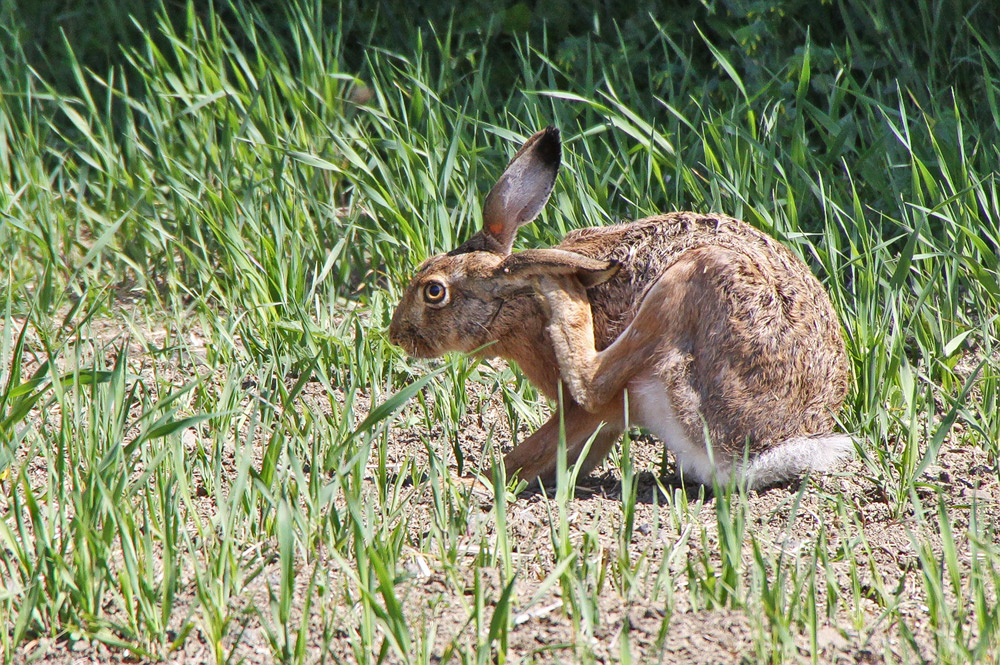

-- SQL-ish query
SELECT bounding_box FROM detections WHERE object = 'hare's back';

[559,212,809,348]
[561,211,848,450]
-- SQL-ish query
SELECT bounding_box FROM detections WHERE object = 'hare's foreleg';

[504,399,622,486]
[538,253,703,414]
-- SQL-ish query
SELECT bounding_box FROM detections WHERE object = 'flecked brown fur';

[389,127,850,489]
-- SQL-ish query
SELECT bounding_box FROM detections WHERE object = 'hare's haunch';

[389,127,850,489]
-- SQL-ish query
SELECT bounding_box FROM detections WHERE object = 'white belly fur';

[627,376,721,485]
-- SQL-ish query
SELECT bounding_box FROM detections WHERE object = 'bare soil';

[5,316,999,665]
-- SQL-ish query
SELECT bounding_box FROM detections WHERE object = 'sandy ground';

[4,315,998,664]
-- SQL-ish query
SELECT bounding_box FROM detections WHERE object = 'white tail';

[740,434,855,489]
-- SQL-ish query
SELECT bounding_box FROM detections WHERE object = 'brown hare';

[389,126,851,490]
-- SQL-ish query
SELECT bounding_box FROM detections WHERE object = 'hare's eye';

[423,281,448,305]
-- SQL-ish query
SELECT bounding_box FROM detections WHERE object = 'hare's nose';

[387,312,407,347]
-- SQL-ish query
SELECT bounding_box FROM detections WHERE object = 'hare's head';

[389,127,618,358]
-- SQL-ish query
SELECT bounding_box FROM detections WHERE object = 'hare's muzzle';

[387,314,407,348]
[388,312,431,358]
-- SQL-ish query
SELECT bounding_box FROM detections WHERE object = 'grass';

[1,0,999,662]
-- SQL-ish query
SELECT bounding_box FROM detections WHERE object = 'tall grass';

[1,0,998,662]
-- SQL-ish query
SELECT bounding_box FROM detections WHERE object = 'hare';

[389,126,851,490]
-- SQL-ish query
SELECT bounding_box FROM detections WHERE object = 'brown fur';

[389,128,850,488]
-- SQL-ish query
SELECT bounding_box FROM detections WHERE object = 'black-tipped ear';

[497,249,621,288]
[479,126,561,255]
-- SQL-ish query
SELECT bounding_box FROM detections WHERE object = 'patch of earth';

[4,316,999,664]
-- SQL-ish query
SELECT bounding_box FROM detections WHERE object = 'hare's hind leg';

[538,251,705,414]
[504,399,623,487]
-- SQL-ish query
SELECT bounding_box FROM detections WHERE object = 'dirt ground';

[5,316,999,665]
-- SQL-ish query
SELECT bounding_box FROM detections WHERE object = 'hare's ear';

[498,249,620,288]
[480,126,561,255]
